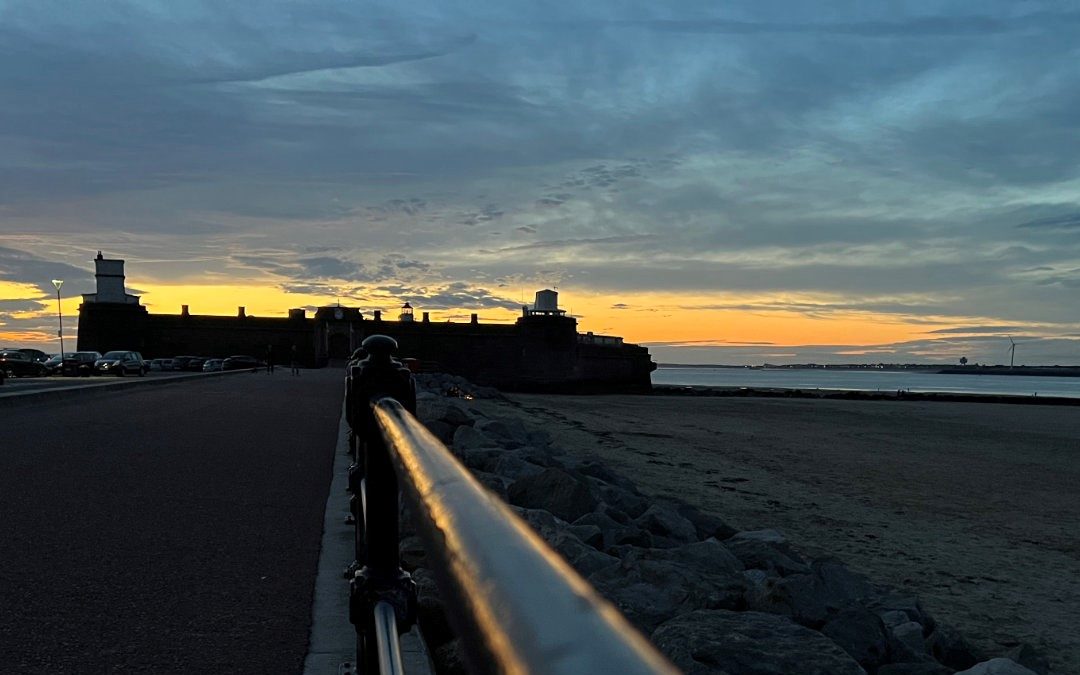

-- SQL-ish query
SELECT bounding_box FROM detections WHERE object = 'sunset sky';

[1,1,1078,364]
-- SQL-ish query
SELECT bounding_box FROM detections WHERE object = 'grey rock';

[432,639,468,675]
[889,620,930,662]
[822,606,889,671]
[870,592,936,634]
[589,553,746,632]
[651,609,865,675]
[515,445,562,469]
[597,502,633,525]
[955,659,1039,675]
[459,447,504,472]
[452,424,496,452]
[598,484,650,518]
[471,470,509,499]
[881,610,915,629]
[514,508,619,576]
[566,523,604,548]
[607,526,654,549]
[635,503,699,543]
[422,419,455,444]
[928,625,982,672]
[399,535,426,570]
[507,468,599,523]
[725,529,811,576]
[641,538,745,577]
[877,664,955,675]
[412,568,454,649]
[441,401,476,427]
[572,510,622,531]
[1004,644,1049,675]
[745,560,878,628]
[474,418,529,446]
[492,453,545,480]
[673,502,739,541]
[525,429,552,447]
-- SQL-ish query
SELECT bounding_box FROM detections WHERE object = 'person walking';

[266,345,275,374]
[290,345,300,376]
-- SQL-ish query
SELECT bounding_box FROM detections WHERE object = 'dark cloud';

[1017,213,1080,230]
[927,325,1035,335]
[0,247,93,297]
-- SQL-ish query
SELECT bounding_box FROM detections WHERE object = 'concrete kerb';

[303,402,434,675]
[0,368,262,408]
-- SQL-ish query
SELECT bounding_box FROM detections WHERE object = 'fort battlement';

[77,255,655,391]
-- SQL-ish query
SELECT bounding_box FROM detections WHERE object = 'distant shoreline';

[658,364,1080,377]
[650,384,1080,406]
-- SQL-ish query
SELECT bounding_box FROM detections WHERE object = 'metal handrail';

[371,396,679,675]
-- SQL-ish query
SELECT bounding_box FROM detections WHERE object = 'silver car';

[95,351,145,376]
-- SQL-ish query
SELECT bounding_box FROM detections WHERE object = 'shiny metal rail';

[371,396,679,675]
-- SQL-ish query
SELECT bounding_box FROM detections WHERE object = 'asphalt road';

[0,368,344,673]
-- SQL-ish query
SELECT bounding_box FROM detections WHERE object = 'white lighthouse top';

[527,289,565,316]
[81,251,141,305]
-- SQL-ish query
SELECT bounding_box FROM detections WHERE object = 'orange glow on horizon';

[2,280,1022,351]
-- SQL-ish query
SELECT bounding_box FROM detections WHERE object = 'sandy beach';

[474,394,1080,673]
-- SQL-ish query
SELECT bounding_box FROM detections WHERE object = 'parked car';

[61,351,102,377]
[185,357,207,371]
[16,348,50,364]
[0,350,49,377]
[43,352,70,375]
[222,355,260,371]
[172,355,197,371]
[95,351,145,376]
[202,358,224,372]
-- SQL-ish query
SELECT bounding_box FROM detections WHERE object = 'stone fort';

[77,253,656,391]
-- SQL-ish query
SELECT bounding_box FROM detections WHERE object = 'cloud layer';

[1,1,1078,363]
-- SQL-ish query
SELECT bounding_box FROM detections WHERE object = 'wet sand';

[475,394,1080,673]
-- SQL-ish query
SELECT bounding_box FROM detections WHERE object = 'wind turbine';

[1007,335,1021,369]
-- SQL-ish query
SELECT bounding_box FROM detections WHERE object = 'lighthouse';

[399,301,415,322]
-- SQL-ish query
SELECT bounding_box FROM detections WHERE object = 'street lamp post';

[51,279,65,358]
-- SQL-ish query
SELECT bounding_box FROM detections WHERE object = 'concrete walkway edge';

[303,403,434,675]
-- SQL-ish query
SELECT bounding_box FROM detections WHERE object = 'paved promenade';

[0,369,344,673]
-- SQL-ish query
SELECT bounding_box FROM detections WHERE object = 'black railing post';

[347,335,417,673]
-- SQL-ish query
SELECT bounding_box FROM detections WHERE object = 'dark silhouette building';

[78,253,655,391]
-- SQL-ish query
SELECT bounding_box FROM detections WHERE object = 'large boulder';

[422,419,456,444]
[671,502,739,541]
[474,418,529,446]
[507,468,598,523]
[725,530,811,576]
[451,424,498,452]
[870,592,936,634]
[492,453,545,480]
[637,539,745,577]
[928,625,982,672]
[822,606,889,672]
[877,664,955,675]
[1004,644,1050,675]
[589,553,747,632]
[635,503,699,543]
[512,507,618,576]
[745,560,879,628]
[651,609,866,675]
[888,620,931,663]
[955,659,1039,675]
[596,483,651,519]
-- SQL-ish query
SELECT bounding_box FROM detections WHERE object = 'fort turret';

[77,252,149,352]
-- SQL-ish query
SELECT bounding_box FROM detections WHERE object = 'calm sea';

[653,367,1080,399]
